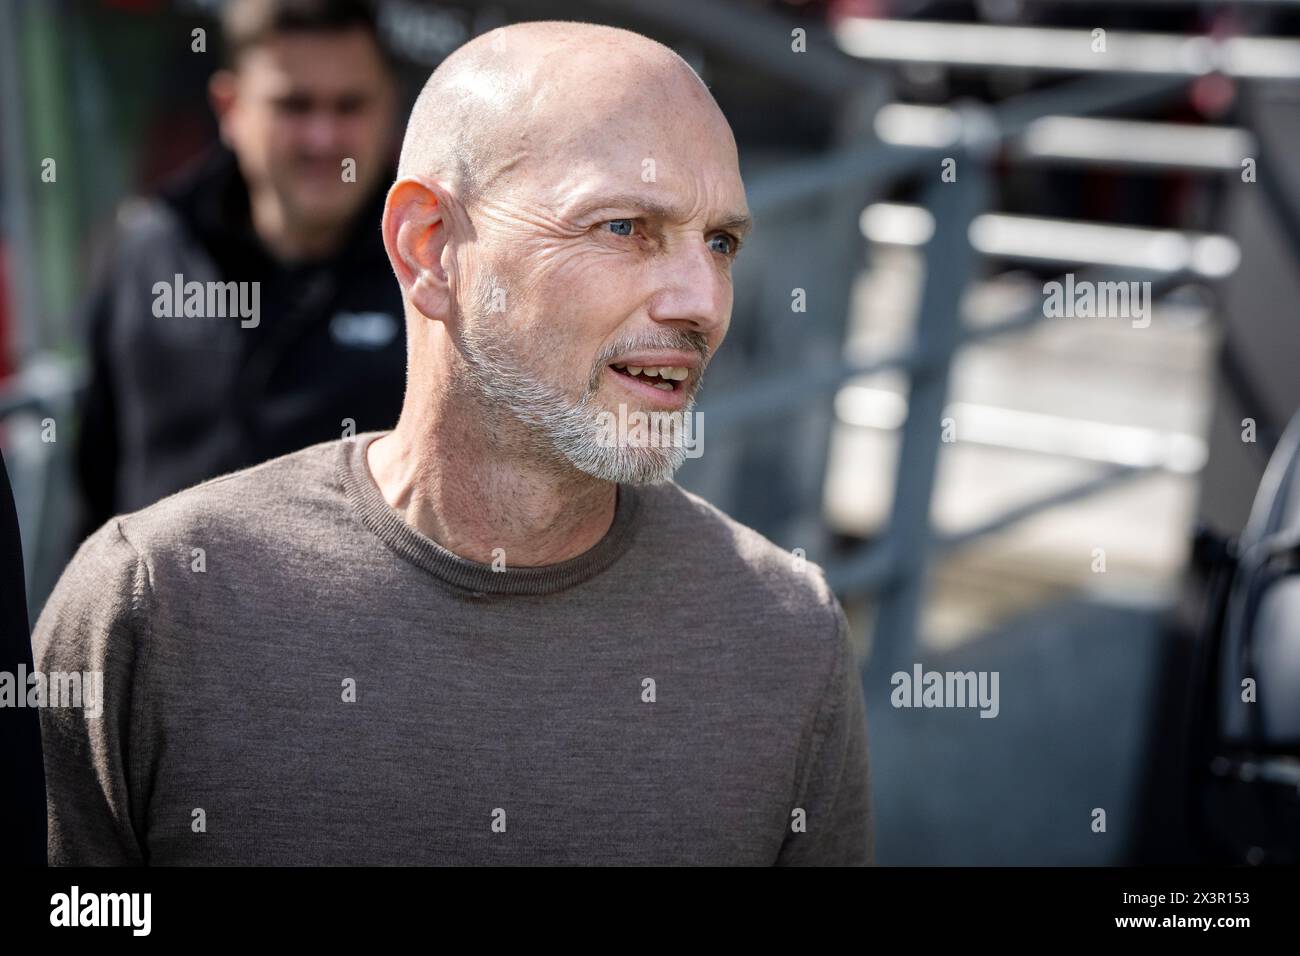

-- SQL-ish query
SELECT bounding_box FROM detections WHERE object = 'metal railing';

[697,70,1223,675]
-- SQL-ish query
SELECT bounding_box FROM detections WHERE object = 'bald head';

[397,21,730,210]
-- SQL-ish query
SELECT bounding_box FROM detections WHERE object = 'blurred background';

[2,0,1299,864]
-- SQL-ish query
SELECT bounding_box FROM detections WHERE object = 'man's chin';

[573,426,687,485]
[572,448,682,486]
[285,193,366,235]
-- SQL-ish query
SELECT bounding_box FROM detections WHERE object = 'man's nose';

[646,239,730,336]
[300,111,343,154]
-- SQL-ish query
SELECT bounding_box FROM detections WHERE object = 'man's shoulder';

[111,148,231,248]
[36,438,354,643]
[100,152,228,269]
[85,197,198,318]
[103,438,346,558]
[634,481,843,629]
[105,195,191,265]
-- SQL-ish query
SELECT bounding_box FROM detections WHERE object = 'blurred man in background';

[74,0,403,539]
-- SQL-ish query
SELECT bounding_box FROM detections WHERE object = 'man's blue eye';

[606,219,634,237]
[709,234,735,255]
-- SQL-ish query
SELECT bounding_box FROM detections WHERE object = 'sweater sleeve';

[776,600,873,866]
[31,520,152,865]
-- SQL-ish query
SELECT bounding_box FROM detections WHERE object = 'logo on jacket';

[330,311,399,349]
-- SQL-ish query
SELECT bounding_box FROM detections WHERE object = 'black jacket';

[75,147,405,537]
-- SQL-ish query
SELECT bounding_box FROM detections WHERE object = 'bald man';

[32,21,872,866]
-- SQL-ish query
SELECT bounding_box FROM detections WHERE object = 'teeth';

[611,362,690,383]
[614,365,688,379]
[652,381,674,391]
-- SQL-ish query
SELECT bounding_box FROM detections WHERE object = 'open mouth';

[608,362,690,392]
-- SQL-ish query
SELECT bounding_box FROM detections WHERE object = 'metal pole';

[868,152,989,676]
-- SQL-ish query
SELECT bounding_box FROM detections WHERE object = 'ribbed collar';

[338,432,641,596]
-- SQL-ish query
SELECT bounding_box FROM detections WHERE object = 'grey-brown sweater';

[32,432,872,865]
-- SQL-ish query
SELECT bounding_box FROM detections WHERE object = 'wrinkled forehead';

[519,81,746,219]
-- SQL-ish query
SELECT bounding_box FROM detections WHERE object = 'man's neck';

[365,407,618,568]
[249,191,347,263]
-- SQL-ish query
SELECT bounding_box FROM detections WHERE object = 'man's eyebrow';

[567,194,753,237]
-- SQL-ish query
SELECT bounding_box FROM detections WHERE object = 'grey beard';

[456,315,690,486]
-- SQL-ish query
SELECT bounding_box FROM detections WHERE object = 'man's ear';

[383,177,455,323]
[208,70,239,148]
